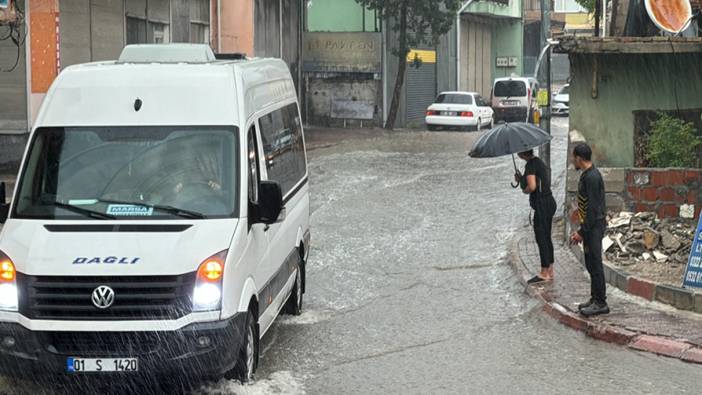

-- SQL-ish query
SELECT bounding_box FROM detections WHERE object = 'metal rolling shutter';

[406,60,436,122]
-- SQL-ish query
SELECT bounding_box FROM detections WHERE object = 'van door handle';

[264,224,270,232]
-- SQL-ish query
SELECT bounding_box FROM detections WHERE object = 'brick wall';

[626,169,702,220]
[566,168,702,222]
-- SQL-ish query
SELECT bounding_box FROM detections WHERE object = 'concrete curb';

[568,243,702,314]
[508,235,702,365]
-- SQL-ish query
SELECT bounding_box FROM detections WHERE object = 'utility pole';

[539,0,552,168]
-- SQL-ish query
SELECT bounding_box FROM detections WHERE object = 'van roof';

[34,50,296,129]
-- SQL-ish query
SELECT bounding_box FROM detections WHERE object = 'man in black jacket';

[569,144,610,316]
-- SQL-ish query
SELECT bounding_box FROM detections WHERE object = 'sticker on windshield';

[106,204,153,217]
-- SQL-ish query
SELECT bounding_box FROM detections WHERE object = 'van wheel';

[283,265,303,316]
[476,119,482,132]
[226,310,258,383]
[489,118,495,129]
[427,125,439,131]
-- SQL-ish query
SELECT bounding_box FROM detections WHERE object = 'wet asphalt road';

[3,118,701,394]
[239,117,701,394]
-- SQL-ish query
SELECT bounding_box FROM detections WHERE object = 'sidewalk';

[509,220,702,364]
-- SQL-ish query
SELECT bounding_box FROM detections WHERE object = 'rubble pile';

[604,212,696,266]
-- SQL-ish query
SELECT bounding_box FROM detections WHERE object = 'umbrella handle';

[511,154,521,189]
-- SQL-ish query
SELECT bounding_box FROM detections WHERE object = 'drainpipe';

[217,0,222,52]
[279,0,283,58]
[601,0,607,37]
[24,0,32,132]
[456,0,475,91]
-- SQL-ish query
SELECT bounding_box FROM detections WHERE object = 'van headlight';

[192,250,227,312]
[0,251,17,312]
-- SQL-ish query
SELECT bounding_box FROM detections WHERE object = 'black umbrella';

[468,122,552,187]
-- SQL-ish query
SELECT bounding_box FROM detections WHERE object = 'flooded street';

[2,120,700,394]
[236,118,701,394]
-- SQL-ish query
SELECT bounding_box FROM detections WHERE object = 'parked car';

[491,77,539,123]
[552,84,570,116]
[425,92,494,132]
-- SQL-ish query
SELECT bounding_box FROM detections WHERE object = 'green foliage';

[646,113,702,168]
[575,0,595,12]
[354,0,462,56]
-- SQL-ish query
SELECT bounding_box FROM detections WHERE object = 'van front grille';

[18,273,196,320]
[46,331,162,356]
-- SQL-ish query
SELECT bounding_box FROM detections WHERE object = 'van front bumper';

[0,313,247,379]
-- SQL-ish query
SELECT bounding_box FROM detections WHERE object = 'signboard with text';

[683,215,702,288]
[303,32,382,73]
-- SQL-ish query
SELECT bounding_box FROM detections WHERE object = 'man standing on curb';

[570,143,610,317]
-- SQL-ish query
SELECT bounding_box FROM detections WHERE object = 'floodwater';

[3,118,701,394]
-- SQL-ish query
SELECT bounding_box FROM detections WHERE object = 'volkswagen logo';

[91,285,115,309]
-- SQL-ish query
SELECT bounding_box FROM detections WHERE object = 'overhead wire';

[0,0,26,72]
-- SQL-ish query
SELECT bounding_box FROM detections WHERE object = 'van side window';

[247,126,260,204]
[258,104,307,196]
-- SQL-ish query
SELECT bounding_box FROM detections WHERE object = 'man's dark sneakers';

[578,299,594,311]
[580,302,610,317]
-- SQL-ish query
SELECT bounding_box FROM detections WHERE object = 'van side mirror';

[256,181,284,225]
[0,182,9,224]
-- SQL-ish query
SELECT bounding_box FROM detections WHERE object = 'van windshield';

[494,81,527,97]
[14,126,238,220]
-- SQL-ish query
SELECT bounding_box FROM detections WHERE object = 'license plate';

[441,111,457,116]
[502,101,520,106]
[67,357,139,373]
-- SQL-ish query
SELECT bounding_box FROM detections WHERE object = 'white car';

[425,92,494,132]
[552,84,569,116]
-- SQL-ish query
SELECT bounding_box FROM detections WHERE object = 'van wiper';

[96,198,206,219]
[44,200,116,220]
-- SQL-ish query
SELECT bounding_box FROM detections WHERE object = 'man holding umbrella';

[516,150,557,283]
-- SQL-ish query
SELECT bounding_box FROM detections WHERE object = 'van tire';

[226,309,258,383]
[427,125,439,131]
[283,262,303,316]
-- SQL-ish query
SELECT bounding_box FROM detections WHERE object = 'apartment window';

[189,0,210,44]
[126,16,147,45]
[125,0,171,44]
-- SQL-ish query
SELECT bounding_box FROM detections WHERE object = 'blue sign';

[683,215,702,289]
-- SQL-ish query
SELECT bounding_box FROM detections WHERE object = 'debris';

[661,229,682,251]
[605,211,695,268]
[653,251,668,263]
[608,212,633,228]
[614,233,627,253]
[643,228,660,250]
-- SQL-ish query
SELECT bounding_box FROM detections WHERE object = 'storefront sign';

[303,32,382,73]
[683,215,702,288]
[406,49,436,64]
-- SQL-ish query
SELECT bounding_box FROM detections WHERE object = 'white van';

[0,44,310,382]
[491,76,539,123]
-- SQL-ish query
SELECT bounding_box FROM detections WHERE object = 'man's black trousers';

[583,224,607,304]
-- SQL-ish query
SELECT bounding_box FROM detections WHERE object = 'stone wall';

[566,167,702,222]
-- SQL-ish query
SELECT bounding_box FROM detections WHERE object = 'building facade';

[303,0,382,127]
[458,0,524,96]
[1,0,305,171]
